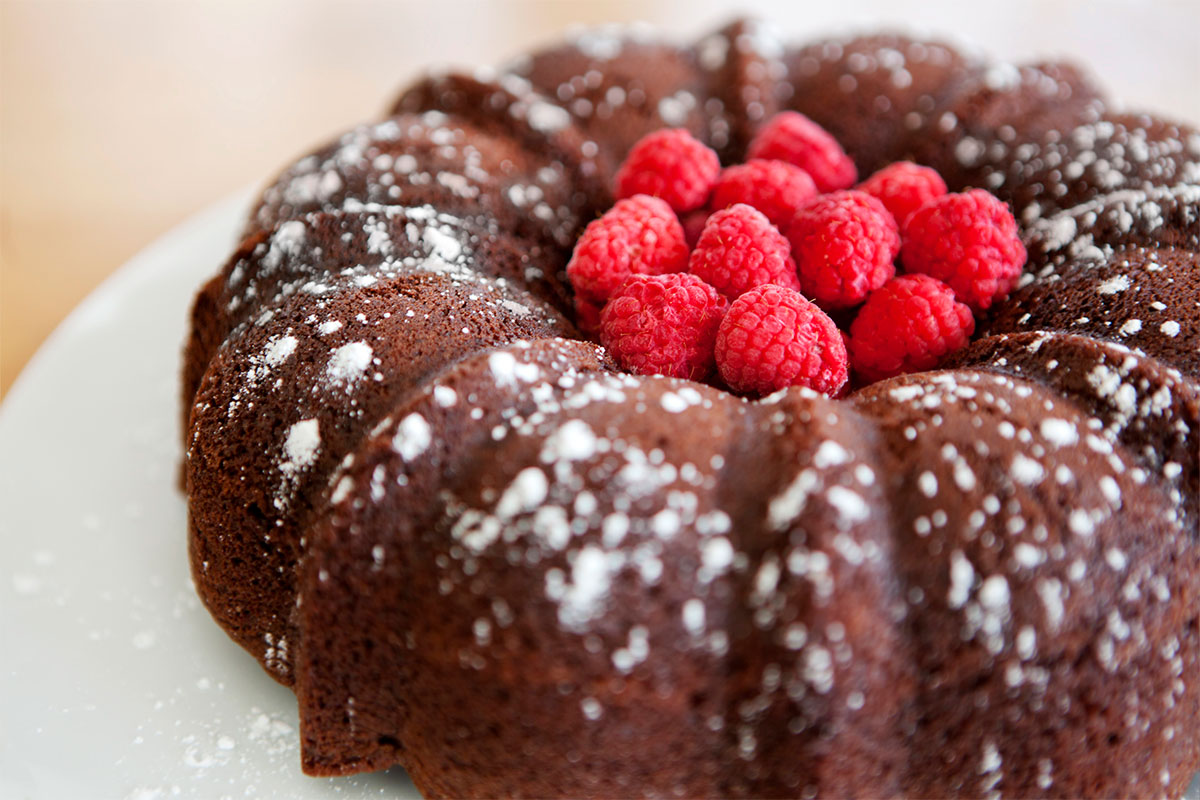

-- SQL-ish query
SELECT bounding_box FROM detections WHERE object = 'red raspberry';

[900,189,1026,313]
[614,129,721,213]
[689,204,800,299]
[709,159,818,228]
[787,190,899,311]
[857,161,948,226]
[599,274,728,380]
[566,195,688,313]
[747,111,857,193]
[848,274,975,382]
[715,284,848,397]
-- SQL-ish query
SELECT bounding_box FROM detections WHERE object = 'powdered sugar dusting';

[392,413,432,461]
[326,341,373,385]
[279,419,320,477]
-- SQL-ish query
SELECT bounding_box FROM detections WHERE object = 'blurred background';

[2,0,1198,399]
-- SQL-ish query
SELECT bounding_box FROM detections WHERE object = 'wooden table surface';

[2,0,1196,400]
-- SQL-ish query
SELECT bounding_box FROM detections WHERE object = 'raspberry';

[747,111,857,193]
[614,129,721,213]
[848,274,975,382]
[900,189,1026,313]
[856,161,948,226]
[599,274,728,380]
[689,204,800,299]
[709,159,818,228]
[566,195,688,312]
[787,190,899,311]
[715,284,848,397]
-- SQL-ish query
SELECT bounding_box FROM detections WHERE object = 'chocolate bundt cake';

[182,19,1200,798]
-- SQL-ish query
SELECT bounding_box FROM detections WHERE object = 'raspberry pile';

[565,116,1026,397]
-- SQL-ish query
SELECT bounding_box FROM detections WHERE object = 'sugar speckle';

[948,550,975,609]
[262,335,298,367]
[556,545,616,631]
[682,598,706,635]
[980,740,1002,774]
[1011,454,1045,485]
[1039,418,1078,448]
[496,467,549,518]
[326,341,373,385]
[1118,318,1142,337]
[433,385,458,407]
[279,419,320,477]
[393,413,432,461]
[581,697,603,721]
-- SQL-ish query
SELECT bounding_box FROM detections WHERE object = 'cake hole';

[377,734,403,752]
